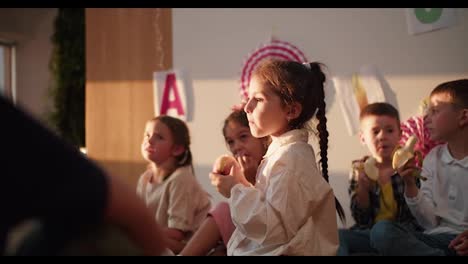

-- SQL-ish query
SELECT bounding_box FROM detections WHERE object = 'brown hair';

[252,59,345,223]
[151,115,192,168]
[360,102,401,125]
[430,79,468,108]
[223,109,249,138]
[222,109,271,151]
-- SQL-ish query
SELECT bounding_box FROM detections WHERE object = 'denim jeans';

[338,220,456,256]
[338,228,377,256]
[370,220,457,256]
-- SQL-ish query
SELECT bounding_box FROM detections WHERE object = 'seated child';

[371,79,468,256]
[338,102,423,255]
[179,109,269,256]
[137,115,211,254]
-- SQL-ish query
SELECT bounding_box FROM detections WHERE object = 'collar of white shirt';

[264,129,309,158]
[440,144,468,168]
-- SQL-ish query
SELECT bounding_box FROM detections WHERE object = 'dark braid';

[255,59,346,224]
[312,63,346,224]
[316,100,329,183]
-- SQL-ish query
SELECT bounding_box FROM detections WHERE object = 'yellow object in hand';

[213,155,236,175]
[392,135,427,181]
[364,157,379,181]
[352,157,379,181]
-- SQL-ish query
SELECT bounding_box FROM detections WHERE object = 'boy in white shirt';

[371,79,468,256]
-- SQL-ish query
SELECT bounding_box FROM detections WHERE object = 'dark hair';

[223,109,249,139]
[222,109,271,151]
[253,59,345,223]
[360,102,401,124]
[430,79,468,108]
[151,115,192,168]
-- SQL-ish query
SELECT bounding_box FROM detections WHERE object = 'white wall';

[173,8,468,227]
[0,8,57,121]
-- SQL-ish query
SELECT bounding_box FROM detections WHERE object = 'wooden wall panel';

[85,8,172,188]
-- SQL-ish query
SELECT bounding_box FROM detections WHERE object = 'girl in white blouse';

[210,59,345,255]
[137,115,211,254]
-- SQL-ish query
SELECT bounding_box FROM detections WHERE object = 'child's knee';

[370,220,397,249]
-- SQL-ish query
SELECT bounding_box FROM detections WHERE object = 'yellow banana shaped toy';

[392,135,427,181]
[352,157,379,181]
[364,157,379,181]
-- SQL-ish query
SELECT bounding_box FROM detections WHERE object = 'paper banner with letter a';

[153,69,194,121]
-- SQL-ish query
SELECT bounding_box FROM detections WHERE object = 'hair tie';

[302,62,311,70]
[178,149,189,165]
[313,107,319,119]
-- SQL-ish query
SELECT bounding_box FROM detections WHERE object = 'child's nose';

[244,99,253,113]
[232,141,244,155]
[377,131,386,140]
[147,136,155,144]
[423,114,430,124]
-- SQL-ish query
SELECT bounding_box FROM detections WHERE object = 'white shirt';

[227,129,339,256]
[136,165,211,233]
[405,144,468,235]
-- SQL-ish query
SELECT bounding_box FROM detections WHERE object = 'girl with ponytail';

[209,59,343,255]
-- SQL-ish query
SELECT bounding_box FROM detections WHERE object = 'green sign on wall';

[414,8,443,24]
[406,8,458,35]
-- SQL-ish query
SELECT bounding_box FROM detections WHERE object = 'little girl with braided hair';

[210,59,344,255]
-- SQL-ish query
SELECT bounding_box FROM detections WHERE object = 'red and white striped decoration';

[239,39,308,101]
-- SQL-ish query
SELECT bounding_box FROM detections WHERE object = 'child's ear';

[459,108,468,127]
[287,102,302,120]
[359,131,366,146]
[172,145,185,157]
